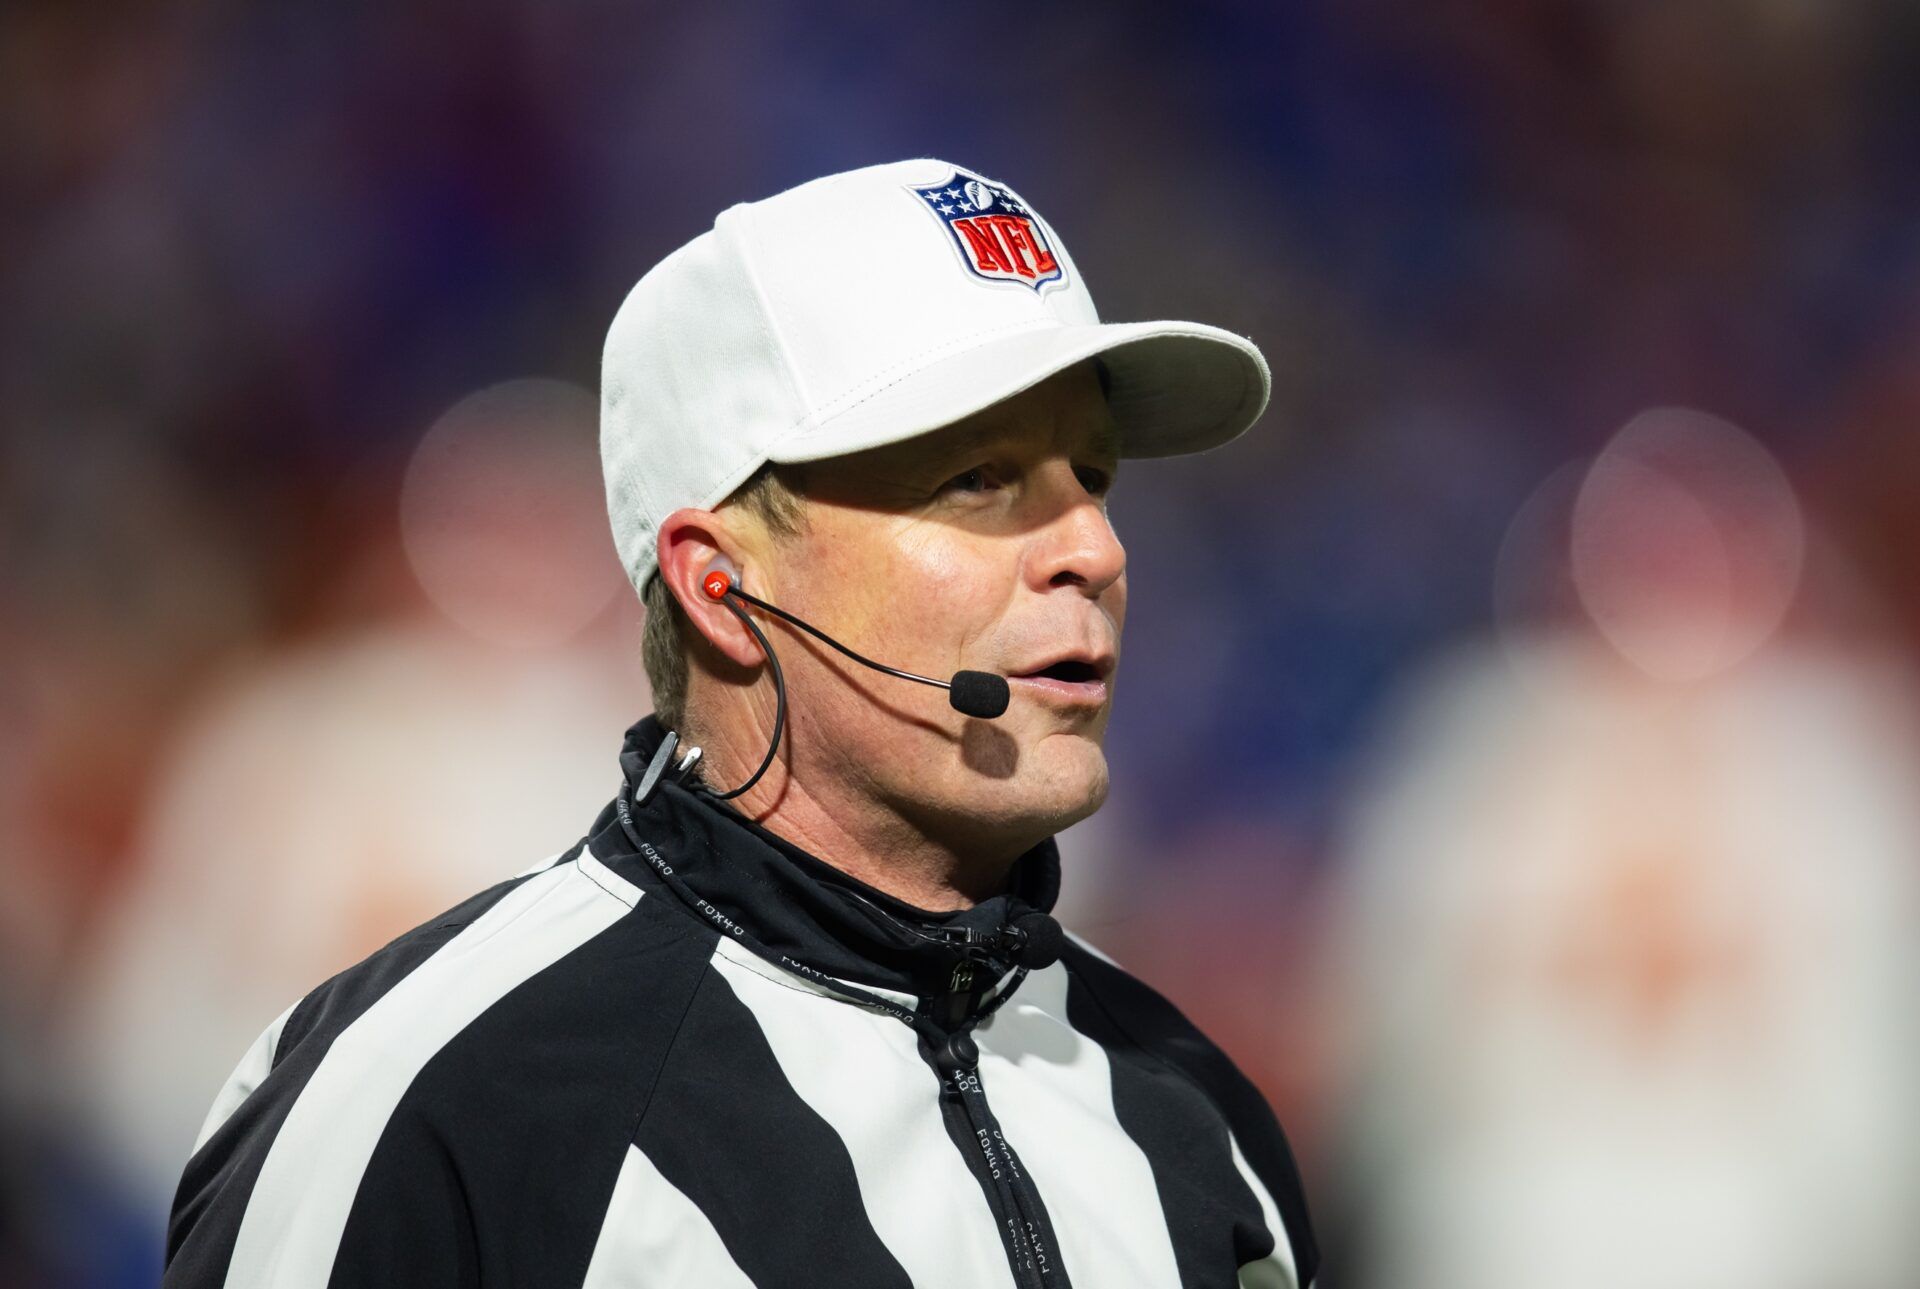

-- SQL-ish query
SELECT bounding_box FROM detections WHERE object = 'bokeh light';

[399,378,622,648]
[1571,407,1804,682]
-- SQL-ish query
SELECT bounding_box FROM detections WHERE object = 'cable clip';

[634,730,705,808]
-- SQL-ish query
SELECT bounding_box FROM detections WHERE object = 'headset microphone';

[701,567,1009,719]
[633,565,1011,804]
[947,671,1013,721]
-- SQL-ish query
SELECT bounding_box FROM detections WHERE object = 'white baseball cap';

[601,158,1271,595]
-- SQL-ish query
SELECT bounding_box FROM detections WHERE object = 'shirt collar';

[585,713,1063,999]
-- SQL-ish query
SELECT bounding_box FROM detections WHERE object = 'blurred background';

[6,1,1920,1285]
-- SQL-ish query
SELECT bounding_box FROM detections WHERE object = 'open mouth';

[1010,656,1111,707]
[1026,659,1103,684]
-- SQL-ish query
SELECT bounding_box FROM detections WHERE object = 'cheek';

[784,516,1004,659]
[889,531,1011,662]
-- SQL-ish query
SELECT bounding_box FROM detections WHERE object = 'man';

[164,159,1319,1288]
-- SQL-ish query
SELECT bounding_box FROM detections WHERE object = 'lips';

[1008,652,1114,706]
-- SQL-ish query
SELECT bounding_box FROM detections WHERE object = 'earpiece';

[700,554,738,602]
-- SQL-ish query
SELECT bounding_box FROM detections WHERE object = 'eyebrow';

[1085,417,1120,463]
[930,411,1120,468]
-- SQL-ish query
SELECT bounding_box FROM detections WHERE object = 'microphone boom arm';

[647,569,1011,805]
[726,585,953,695]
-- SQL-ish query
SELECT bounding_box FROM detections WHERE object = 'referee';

[164,159,1320,1289]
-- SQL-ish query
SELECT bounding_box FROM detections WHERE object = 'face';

[751,362,1125,854]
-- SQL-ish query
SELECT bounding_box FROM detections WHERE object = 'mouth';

[1008,654,1114,707]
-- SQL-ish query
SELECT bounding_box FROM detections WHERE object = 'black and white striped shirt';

[165,715,1319,1288]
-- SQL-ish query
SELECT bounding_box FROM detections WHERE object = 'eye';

[940,465,999,495]
[1074,464,1115,496]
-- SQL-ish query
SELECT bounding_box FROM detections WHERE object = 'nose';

[1027,467,1125,597]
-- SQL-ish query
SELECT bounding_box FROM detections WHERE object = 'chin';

[899,728,1107,841]
[858,708,1107,835]
[1004,736,1111,832]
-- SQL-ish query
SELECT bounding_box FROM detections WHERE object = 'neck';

[687,707,1023,912]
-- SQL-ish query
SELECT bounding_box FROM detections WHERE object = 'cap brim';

[764,320,1270,466]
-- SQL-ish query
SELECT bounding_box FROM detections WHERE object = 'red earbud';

[701,567,733,600]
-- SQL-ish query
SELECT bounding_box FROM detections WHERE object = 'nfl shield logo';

[908,172,1065,292]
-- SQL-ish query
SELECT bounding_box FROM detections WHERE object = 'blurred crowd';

[5,2,1920,1285]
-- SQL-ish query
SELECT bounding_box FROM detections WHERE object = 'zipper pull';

[940,959,975,1028]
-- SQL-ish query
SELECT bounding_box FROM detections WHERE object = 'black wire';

[617,770,1032,1038]
[612,581,1038,1039]
[727,585,950,694]
[614,786,932,1033]
[839,885,975,949]
[704,592,787,800]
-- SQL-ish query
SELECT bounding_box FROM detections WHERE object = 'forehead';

[873,362,1119,471]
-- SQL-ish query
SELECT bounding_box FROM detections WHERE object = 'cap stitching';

[783,314,1060,439]
[626,211,809,591]
[784,317,1262,453]
[602,356,660,590]
[726,202,814,422]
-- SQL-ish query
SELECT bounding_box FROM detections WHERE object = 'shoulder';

[276,828,749,1043]
[169,844,717,1287]
[1057,929,1322,1287]
[1055,928,1259,1096]
[268,844,658,1061]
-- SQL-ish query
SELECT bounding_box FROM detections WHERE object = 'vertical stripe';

[327,887,708,1288]
[166,873,537,1286]
[636,948,914,1288]
[1060,947,1269,1287]
[192,998,300,1155]
[1058,935,1319,1288]
[582,1145,755,1289]
[1229,1132,1298,1289]
[972,962,1184,1287]
[708,945,1015,1289]
[577,849,644,906]
[223,861,637,1289]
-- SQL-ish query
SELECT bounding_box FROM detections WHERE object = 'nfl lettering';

[909,172,1065,291]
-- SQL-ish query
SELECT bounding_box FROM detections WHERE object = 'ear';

[656,508,765,668]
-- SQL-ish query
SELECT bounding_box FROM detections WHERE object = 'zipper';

[926,971,1070,1289]
[615,786,1066,1281]
[942,960,975,1027]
